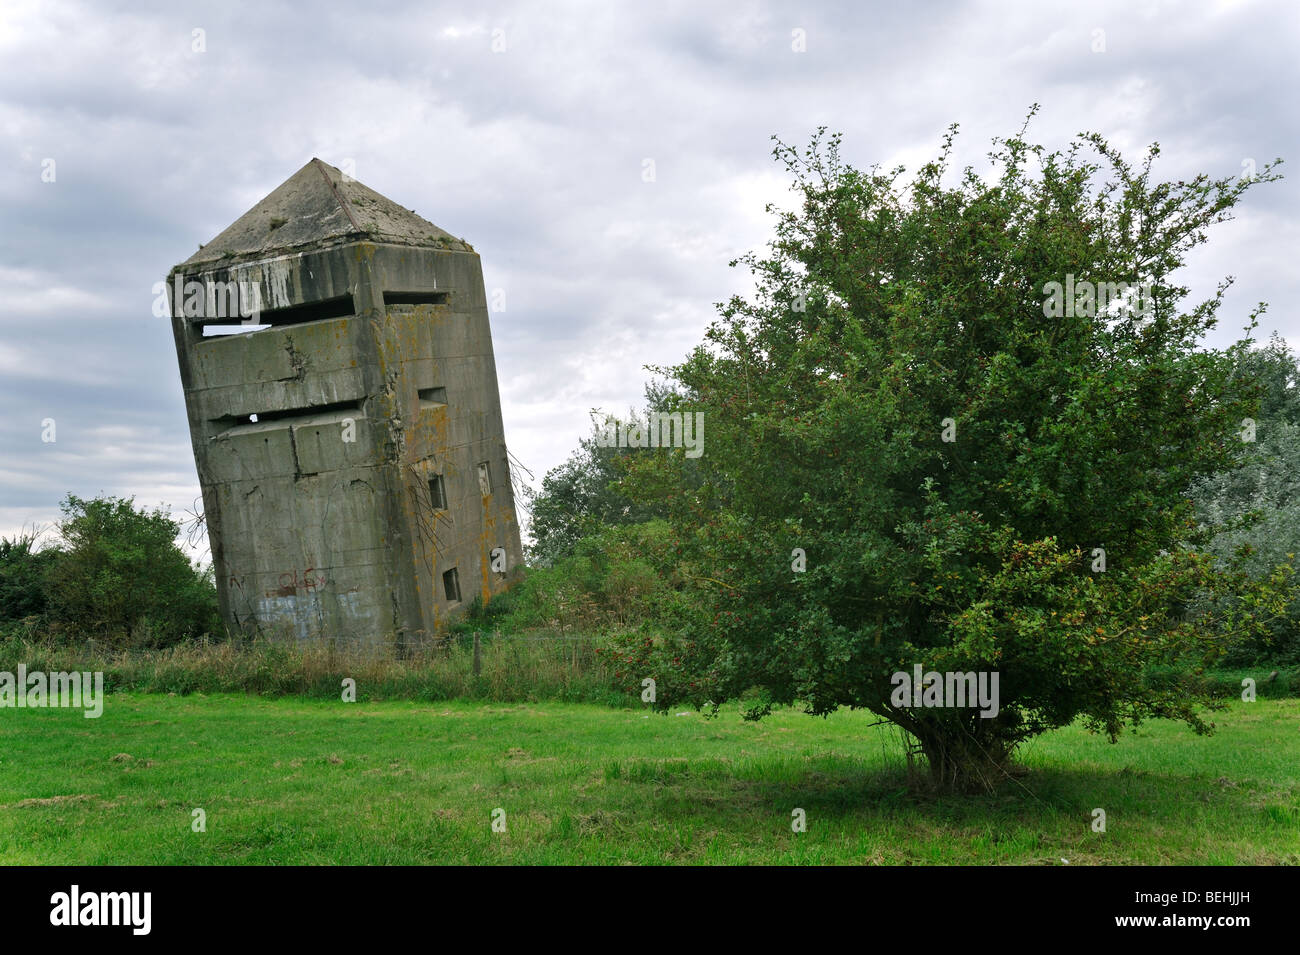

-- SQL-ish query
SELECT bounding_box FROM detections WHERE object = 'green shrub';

[0,531,58,622]
[42,494,221,647]
[457,521,687,635]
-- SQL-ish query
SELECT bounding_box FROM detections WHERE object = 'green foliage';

[524,433,637,567]
[616,109,1290,791]
[524,383,704,566]
[1190,336,1300,665]
[0,531,58,622]
[42,494,221,647]
[465,521,687,635]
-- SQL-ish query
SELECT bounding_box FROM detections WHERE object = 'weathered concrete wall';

[169,236,523,648]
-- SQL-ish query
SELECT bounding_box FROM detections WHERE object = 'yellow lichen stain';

[478,507,502,604]
[353,243,377,267]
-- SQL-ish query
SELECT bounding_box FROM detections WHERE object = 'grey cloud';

[1,0,1295,553]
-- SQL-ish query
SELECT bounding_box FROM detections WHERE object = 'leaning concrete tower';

[167,159,523,648]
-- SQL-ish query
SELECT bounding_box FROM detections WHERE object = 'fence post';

[473,631,481,678]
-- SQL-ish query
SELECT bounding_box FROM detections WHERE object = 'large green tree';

[618,110,1291,791]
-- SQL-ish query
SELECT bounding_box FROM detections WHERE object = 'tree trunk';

[912,722,1015,794]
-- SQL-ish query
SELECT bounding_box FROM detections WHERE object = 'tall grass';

[0,632,631,706]
[0,630,1293,707]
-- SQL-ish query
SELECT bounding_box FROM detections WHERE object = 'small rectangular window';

[477,462,492,496]
[442,567,461,603]
[428,473,447,510]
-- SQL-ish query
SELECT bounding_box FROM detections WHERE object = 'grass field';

[1,693,1297,865]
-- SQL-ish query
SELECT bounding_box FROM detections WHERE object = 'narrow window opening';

[427,473,448,510]
[259,295,355,326]
[209,398,362,431]
[200,295,354,333]
[384,291,450,307]
[418,386,447,406]
[202,324,271,337]
[442,567,461,603]
[477,462,492,496]
[253,399,360,424]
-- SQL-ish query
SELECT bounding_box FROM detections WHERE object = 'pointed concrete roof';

[177,159,469,269]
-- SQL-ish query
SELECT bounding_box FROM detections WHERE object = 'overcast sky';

[2,0,1297,558]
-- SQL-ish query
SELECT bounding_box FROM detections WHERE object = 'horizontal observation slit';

[210,398,363,432]
[383,291,450,307]
[199,294,356,335]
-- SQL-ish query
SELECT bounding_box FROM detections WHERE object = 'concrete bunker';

[167,159,523,648]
